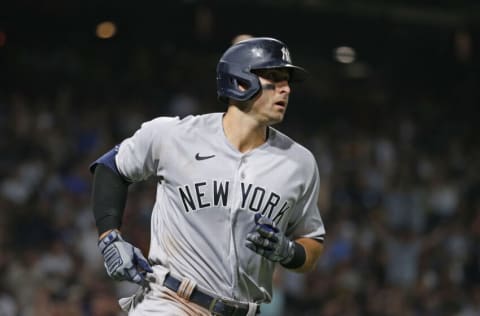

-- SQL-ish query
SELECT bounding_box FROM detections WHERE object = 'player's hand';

[98,230,153,285]
[245,213,295,264]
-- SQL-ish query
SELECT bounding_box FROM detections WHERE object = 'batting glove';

[98,230,153,285]
[245,213,295,264]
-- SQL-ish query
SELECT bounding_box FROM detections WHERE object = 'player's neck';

[222,110,268,153]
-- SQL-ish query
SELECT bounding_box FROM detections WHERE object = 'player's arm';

[90,147,129,237]
[289,237,324,273]
[92,164,127,238]
[90,146,152,285]
[282,156,325,273]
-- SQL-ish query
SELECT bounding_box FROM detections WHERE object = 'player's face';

[250,68,291,125]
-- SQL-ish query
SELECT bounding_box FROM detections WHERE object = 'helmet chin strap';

[261,83,275,90]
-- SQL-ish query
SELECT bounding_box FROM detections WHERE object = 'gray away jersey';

[115,112,325,303]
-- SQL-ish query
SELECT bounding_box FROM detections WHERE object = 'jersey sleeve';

[287,152,326,242]
[115,116,178,182]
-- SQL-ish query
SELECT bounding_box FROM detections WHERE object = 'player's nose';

[278,81,291,94]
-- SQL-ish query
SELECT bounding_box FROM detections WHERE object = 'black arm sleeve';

[91,164,130,235]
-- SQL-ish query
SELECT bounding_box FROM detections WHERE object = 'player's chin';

[268,111,286,124]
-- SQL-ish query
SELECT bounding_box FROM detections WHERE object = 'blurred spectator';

[0,286,17,316]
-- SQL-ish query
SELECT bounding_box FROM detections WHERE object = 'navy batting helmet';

[216,37,308,104]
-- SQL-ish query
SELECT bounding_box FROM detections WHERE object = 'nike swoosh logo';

[195,153,216,161]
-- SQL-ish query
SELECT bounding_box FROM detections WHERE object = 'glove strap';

[98,230,121,253]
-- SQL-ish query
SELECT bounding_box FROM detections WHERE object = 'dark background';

[2,1,479,128]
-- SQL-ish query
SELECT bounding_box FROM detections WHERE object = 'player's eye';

[254,69,290,82]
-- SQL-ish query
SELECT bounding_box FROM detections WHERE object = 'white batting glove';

[98,230,153,285]
[245,213,295,264]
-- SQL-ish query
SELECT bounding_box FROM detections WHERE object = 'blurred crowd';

[1,37,480,316]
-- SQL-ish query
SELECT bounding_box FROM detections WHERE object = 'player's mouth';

[274,100,287,108]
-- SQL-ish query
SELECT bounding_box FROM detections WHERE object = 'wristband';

[280,242,306,269]
[98,230,121,253]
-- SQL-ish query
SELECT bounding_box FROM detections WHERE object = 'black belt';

[163,273,259,316]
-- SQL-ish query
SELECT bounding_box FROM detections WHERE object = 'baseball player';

[90,37,326,315]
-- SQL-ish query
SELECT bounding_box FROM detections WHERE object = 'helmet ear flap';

[216,61,261,104]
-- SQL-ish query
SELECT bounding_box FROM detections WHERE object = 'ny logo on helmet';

[281,47,291,63]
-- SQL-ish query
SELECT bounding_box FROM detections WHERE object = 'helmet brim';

[288,65,308,82]
[251,64,308,82]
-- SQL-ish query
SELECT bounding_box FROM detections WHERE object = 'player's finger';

[247,232,275,249]
[245,241,266,256]
[124,264,146,285]
[247,232,267,245]
[256,215,278,230]
[255,217,279,236]
[246,232,258,243]
[254,213,262,224]
[134,249,153,273]
[245,241,258,252]
[256,225,279,239]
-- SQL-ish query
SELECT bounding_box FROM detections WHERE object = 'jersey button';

[240,172,246,179]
